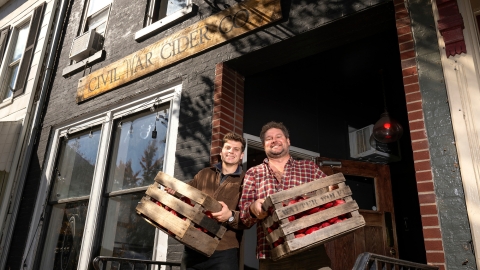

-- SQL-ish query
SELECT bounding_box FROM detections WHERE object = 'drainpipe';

[0,0,69,269]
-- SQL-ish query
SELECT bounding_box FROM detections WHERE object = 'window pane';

[39,201,89,270]
[107,108,169,192]
[4,63,19,99]
[99,192,155,261]
[50,129,101,201]
[11,23,30,62]
[166,0,186,16]
[87,0,112,16]
[86,8,108,34]
[345,175,377,210]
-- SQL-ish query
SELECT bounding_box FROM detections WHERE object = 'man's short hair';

[260,121,290,144]
[223,132,246,152]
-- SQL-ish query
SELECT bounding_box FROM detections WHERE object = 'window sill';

[62,49,106,78]
[0,97,13,109]
[134,4,198,42]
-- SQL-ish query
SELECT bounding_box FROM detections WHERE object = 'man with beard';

[175,132,247,270]
[239,121,332,270]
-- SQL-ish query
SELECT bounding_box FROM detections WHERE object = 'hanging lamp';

[372,70,403,143]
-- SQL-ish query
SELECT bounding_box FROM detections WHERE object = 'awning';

[0,121,22,172]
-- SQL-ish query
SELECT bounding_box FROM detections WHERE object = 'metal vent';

[244,134,319,160]
[69,30,104,62]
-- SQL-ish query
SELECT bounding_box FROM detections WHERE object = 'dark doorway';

[230,1,426,265]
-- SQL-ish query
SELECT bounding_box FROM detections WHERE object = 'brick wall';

[210,63,245,165]
[394,1,445,269]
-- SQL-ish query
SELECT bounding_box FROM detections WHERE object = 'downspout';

[0,0,69,268]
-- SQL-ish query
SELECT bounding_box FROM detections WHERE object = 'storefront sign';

[76,0,282,103]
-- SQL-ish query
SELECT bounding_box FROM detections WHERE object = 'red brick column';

[211,63,245,165]
[394,1,445,269]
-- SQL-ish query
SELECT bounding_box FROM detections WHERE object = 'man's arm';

[239,170,265,227]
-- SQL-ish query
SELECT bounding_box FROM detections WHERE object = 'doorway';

[231,1,425,265]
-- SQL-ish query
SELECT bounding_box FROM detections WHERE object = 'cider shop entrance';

[225,2,427,269]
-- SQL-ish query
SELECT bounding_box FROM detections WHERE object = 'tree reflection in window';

[107,108,168,192]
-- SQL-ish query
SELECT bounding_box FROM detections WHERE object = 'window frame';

[80,0,113,36]
[0,19,30,104]
[135,0,196,41]
[27,84,183,269]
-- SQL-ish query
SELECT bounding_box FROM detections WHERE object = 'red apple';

[295,196,305,202]
[305,226,320,235]
[156,201,162,207]
[295,233,306,238]
[288,215,296,222]
[333,219,343,224]
[181,197,194,206]
[204,210,213,219]
[170,210,178,216]
[333,199,345,206]
[323,202,334,208]
[328,217,339,224]
[320,222,331,228]
[287,200,297,206]
[307,207,320,215]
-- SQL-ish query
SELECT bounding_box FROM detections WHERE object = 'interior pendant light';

[372,70,403,143]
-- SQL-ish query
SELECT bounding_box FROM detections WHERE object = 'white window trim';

[0,17,31,103]
[23,83,182,270]
[135,2,196,41]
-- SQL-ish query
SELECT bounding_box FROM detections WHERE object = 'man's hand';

[249,199,267,219]
[211,201,232,223]
[164,187,176,195]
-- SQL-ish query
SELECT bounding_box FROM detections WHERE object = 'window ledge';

[135,4,198,42]
[62,49,106,78]
[0,97,13,109]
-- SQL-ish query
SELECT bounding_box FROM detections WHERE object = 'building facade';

[2,0,480,269]
[0,0,67,268]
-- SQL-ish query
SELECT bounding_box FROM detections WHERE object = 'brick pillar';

[394,1,445,269]
[211,63,245,165]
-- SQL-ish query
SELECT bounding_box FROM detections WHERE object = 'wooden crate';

[136,172,227,257]
[261,173,365,261]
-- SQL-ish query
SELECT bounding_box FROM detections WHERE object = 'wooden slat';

[279,201,359,235]
[136,197,189,238]
[145,185,226,238]
[177,225,220,256]
[267,173,346,204]
[285,215,365,253]
[272,186,352,221]
[154,172,222,212]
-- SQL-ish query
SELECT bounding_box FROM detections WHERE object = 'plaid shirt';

[239,157,327,259]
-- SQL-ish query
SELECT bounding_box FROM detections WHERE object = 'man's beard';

[266,146,289,158]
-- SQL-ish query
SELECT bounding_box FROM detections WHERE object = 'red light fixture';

[372,70,403,143]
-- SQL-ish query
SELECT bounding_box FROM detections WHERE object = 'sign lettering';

[76,0,282,103]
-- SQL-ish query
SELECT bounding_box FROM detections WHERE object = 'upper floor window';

[147,0,187,25]
[83,0,112,35]
[2,23,29,100]
[0,2,45,103]
[135,0,196,41]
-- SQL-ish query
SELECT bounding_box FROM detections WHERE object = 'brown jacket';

[188,164,246,250]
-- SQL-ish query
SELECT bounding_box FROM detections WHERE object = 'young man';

[180,132,247,270]
[239,122,332,270]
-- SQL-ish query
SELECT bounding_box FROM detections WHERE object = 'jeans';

[181,247,239,270]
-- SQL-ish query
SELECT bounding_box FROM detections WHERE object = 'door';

[317,157,399,270]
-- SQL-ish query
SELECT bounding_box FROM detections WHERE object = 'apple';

[170,210,178,216]
[323,202,334,208]
[328,217,339,224]
[305,226,320,235]
[156,201,162,207]
[181,197,194,206]
[295,196,305,202]
[333,219,343,224]
[288,215,296,222]
[295,233,306,238]
[164,205,171,211]
[273,238,284,247]
[204,210,213,219]
[307,207,320,215]
[287,200,297,206]
[320,222,331,228]
[333,199,345,206]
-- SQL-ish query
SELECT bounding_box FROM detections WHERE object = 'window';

[82,0,112,35]
[1,23,29,100]
[33,86,182,269]
[135,0,196,41]
[147,0,187,25]
[0,3,45,102]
